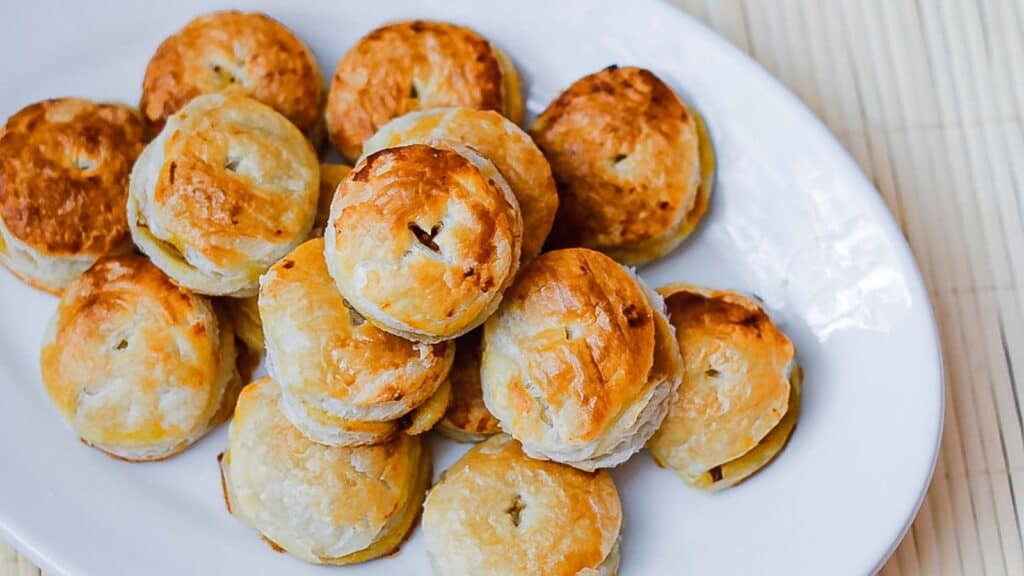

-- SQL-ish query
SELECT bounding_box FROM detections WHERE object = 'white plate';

[0,0,943,574]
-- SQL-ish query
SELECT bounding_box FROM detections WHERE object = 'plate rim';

[652,6,945,571]
[0,0,945,573]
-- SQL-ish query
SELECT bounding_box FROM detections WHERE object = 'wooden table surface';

[4,1,1023,574]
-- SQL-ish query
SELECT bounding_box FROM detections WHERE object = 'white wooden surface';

[4,1,1022,574]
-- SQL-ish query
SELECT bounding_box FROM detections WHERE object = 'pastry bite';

[40,254,239,461]
[481,248,683,470]
[0,98,146,293]
[437,329,501,442]
[648,284,800,490]
[259,238,453,446]
[363,107,557,262]
[326,20,522,161]
[128,93,319,297]
[221,377,430,565]
[423,434,622,576]
[325,143,522,343]
[140,10,324,143]
[312,163,351,236]
[531,65,714,265]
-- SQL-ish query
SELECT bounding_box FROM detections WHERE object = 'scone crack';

[408,221,441,252]
[504,494,525,527]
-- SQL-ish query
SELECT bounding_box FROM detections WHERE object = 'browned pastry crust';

[40,253,238,461]
[141,11,322,136]
[221,296,264,355]
[128,93,320,297]
[531,66,706,264]
[326,143,522,342]
[0,98,144,255]
[312,163,351,236]
[438,329,501,441]
[222,377,431,564]
[481,247,682,469]
[325,20,521,160]
[361,107,556,261]
[484,248,654,442]
[0,98,145,292]
[423,434,622,575]
[648,284,795,487]
[260,238,453,440]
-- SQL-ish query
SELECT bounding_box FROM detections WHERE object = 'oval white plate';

[0,0,942,574]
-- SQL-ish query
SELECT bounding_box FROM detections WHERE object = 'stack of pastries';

[0,10,803,574]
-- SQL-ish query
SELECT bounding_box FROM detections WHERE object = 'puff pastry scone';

[423,434,622,575]
[0,98,145,293]
[648,284,800,490]
[221,296,263,355]
[221,377,430,564]
[260,238,453,446]
[481,248,683,470]
[531,66,714,265]
[325,143,522,343]
[436,329,501,442]
[40,254,238,461]
[312,163,351,237]
[141,10,323,144]
[128,93,319,297]
[326,21,522,161]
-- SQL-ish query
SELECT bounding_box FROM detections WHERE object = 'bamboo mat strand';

[3,1,1022,574]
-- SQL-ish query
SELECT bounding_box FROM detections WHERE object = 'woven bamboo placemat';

[4,1,1022,574]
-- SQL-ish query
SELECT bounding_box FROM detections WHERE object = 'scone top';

[223,377,430,565]
[40,254,237,461]
[326,20,522,161]
[128,93,320,297]
[0,99,145,257]
[362,107,557,262]
[0,98,146,293]
[423,434,622,576]
[531,66,708,265]
[325,143,523,343]
[140,10,323,138]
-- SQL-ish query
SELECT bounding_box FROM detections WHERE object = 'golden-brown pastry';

[128,93,319,297]
[140,10,323,142]
[40,254,238,461]
[326,21,522,161]
[312,163,351,236]
[530,66,715,265]
[648,284,800,490]
[260,238,453,445]
[403,376,452,435]
[221,377,430,564]
[0,98,146,293]
[276,376,451,446]
[481,248,682,470]
[222,296,263,354]
[362,107,557,261]
[437,329,501,442]
[423,434,622,575]
[325,143,522,343]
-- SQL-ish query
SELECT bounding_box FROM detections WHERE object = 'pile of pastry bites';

[1,10,802,574]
